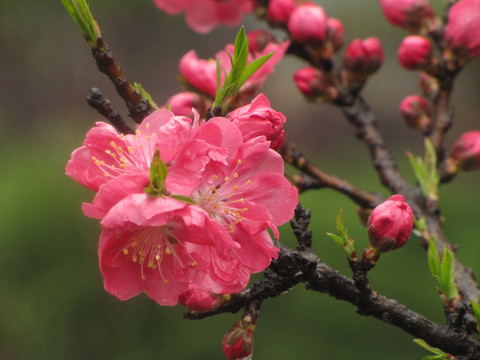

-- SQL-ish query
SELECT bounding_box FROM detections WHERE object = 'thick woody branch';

[92,37,154,123]
[185,207,480,358]
[86,88,134,134]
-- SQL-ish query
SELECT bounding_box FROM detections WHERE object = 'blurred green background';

[1,0,480,359]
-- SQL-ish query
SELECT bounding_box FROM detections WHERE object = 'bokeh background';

[1,0,480,359]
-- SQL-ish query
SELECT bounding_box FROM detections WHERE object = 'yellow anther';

[127,146,134,153]
[110,141,117,148]
[145,135,150,141]
[148,260,155,269]
[237,159,242,164]
[105,150,112,155]
[132,255,138,263]
[141,275,146,280]
[246,180,252,185]
[212,175,218,180]
[119,164,128,169]
[145,122,151,128]
[228,194,232,199]
[155,254,161,261]
[233,173,239,178]
[122,249,129,255]
[163,279,169,284]
[235,218,243,224]
[233,185,239,191]
[225,176,230,181]
[110,165,115,170]
[91,156,97,161]
[120,157,127,163]
[213,203,220,210]
[117,147,123,154]
[120,134,125,139]
[135,130,141,136]
[192,260,198,267]
[165,248,172,255]
[95,160,101,166]
[224,209,230,214]
[104,172,109,177]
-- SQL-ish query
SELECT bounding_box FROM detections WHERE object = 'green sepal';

[61,0,101,47]
[407,138,439,203]
[326,210,356,259]
[133,83,158,110]
[413,339,449,360]
[144,150,167,198]
[169,194,196,205]
[469,299,480,332]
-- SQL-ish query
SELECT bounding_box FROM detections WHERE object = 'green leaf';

[144,150,167,198]
[413,339,447,357]
[428,237,441,279]
[133,83,158,110]
[169,194,196,204]
[61,0,100,46]
[469,299,480,332]
[237,51,274,89]
[326,210,356,259]
[407,139,439,202]
[440,247,459,300]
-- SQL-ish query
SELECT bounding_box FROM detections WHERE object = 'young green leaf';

[413,339,449,359]
[61,0,101,47]
[428,237,441,279]
[170,194,196,204]
[326,210,356,259]
[407,138,439,202]
[237,52,274,89]
[144,150,168,198]
[133,83,158,110]
[440,247,459,300]
[469,299,480,332]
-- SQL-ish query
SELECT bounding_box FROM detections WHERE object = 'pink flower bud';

[367,195,414,253]
[267,0,296,26]
[166,92,208,118]
[445,0,480,59]
[248,29,276,53]
[178,285,223,312]
[449,131,480,171]
[227,94,286,150]
[223,316,255,360]
[343,38,384,75]
[378,0,435,32]
[287,3,328,44]
[326,18,345,53]
[294,67,332,98]
[397,35,432,70]
[399,95,431,131]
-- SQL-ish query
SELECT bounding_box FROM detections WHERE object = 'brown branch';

[92,37,154,123]
[86,88,135,134]
[185,206,480,358]
[282,142,381,208]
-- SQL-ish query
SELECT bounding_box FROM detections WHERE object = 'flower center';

[193,158,251,234]
[119,226,196,282]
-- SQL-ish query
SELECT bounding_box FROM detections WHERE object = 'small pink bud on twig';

[367,194,414,254]
[267,0,296,27]
[294,67,336,101]
[397,35,433,70]
[399,95,431,132]
[449,131,480,171]
[378,0,435,33]
[343,38,384,76]
[418,71,439,98]
[445,0,480,60]
[222,315,255,360]
[287,3,328,45]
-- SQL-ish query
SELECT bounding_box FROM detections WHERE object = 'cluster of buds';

[343,37,384,85]
[363,195,414,264]
[399,95,431,132]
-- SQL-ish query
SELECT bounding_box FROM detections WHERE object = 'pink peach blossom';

[227,94,286,150]
[153,0,255,34]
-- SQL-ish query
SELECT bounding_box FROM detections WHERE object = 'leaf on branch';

[413,339,450,360]
[469,299,480,333]
[326,210,357,260]
[407,138,439,203]
[61,0,101,47]
[427,237,459,303]
[133,83,158,110]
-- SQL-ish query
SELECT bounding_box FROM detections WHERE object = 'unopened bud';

[222,315,255,360]
[248,29,276,53]
[294,67,336,101]
[325,18,344,54]
[343,37,384,75]
[367,194,414,253]
[398,35,432,70]
[287,3,328,45]
[166,92,208,118]
[378,0,435,33]
[178,286,224,312]
[445,0,480,60]
[449,131,480,171]
[399,95,431,132]
[267,0,296,27]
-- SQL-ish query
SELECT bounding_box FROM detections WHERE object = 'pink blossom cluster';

[152,0,254,33]
[66,106,298,307]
